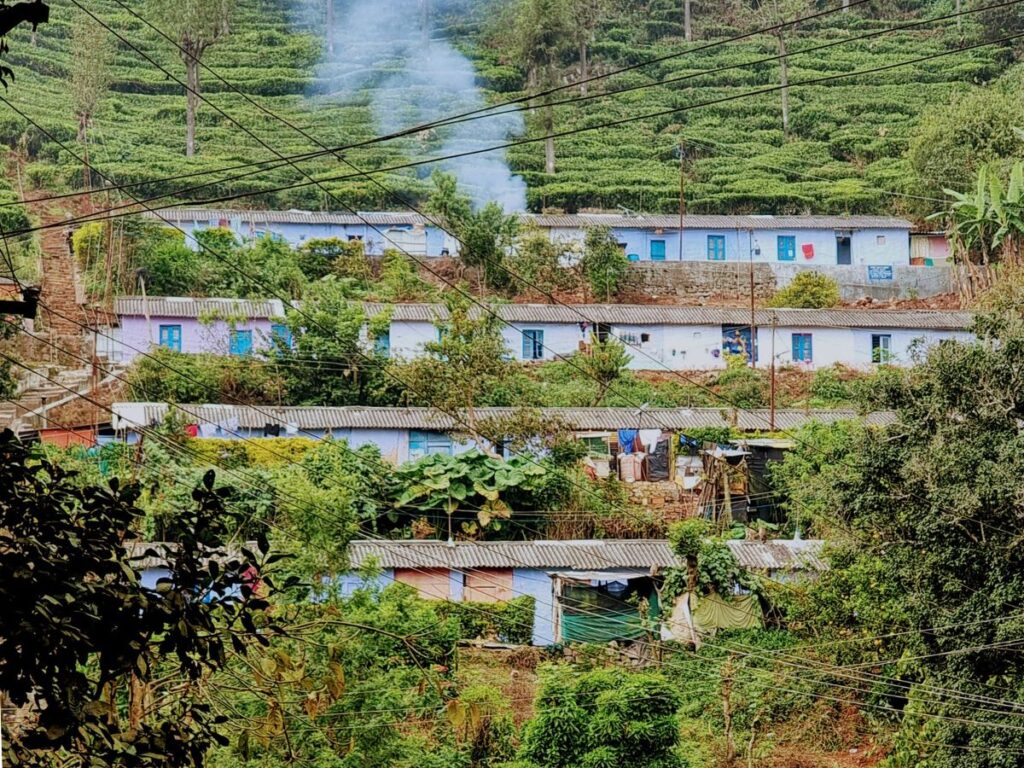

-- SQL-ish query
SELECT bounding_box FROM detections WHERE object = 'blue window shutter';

[806,334,812,362]
[650,240,666,261]
[707,235,726,261]
[791,334,800,361]
[230,330,253,356]
[534,330,544,359]
[271,323,292,348]
[522,332,530,360]
[375,331,390,357]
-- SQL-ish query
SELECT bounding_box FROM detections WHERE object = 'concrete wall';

[625,262,958,302]
[112,316,278,362]
[514,569,558,646]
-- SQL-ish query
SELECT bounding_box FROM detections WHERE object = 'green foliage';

[933,161,1024,266]
[517,665,685,768]
[393,449,548,536]
[438,596,536,644]
[574,335,632,405]
[377,248,440,302]
[509,225,578,296]
[125,347,285,403]
[713,354,768,408]
[909,77,1024,211]
[272,281,396,406]
[297,236,366,282]
[808,365,851,406]
[579,227,629,301]
[767,271,841,308]
[0,431,283,768]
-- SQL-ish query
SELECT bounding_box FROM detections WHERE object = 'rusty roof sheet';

[114,296,286,319]
[111,403,895,433]
[146,209,911,231]
[365,302,972,330]
[348,538,827,571]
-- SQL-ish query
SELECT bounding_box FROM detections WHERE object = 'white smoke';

[313,0,528,211]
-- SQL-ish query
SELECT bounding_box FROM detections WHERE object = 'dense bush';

[767,271,841,308]
[438,596,536,644]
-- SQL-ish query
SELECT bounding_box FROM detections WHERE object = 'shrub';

[439,596,536,645]
[715,353,768,408]
[809,365,851,405]
[768,271,841,308]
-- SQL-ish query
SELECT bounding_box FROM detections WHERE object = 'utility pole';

[769,313,777,431]
[678,141,685,262]
[749,232,756,369]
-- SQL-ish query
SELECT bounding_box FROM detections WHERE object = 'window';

[791,333,813,363]
[158,324,182,352]
[871,334,893,363]
[409,431,453,460]
[348,235,364,242]
[375,330,391,357]
[522,329,544,360]
[649,239,667,261]
[229,329,253,356]
[271,323,292,349]
[876,235,887,245]
[640,333,651,343]
[707,235,726,261]
[777,235,796,262]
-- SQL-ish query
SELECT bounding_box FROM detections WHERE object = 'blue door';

[649,240,666,261]
[707,235,726,261]
[158,324,182,352]
[375,330,391,357]
[777,236,796,262]
[229,329,253,356]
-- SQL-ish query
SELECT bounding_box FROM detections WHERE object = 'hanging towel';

[618,429,639,454]
[198,422,218,438]
[224,416,240,436]
[264,423,281,437]
[638,429,662,453]
[284,422,299,436]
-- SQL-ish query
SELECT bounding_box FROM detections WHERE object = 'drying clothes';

[198,422,218,438]
[184,424,199,438]
[638,429,662,453]
[284,422,299,436]
[263,423,281,437]
[647,437,672,481]
[223,416,240,436]
[617,429,639,454]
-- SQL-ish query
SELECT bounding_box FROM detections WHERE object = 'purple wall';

[110,315,278,362]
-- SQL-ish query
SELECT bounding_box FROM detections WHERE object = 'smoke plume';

[313,0,528,211]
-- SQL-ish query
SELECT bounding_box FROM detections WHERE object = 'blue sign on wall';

[868,265,894,282]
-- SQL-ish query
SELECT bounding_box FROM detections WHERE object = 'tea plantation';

[0,0,1017,216]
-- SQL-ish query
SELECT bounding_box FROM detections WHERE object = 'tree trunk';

[326,0,334,54]
[777,31,789,136]
[184,50,201,158]
[77,113,87,143]
[842,0,850,8]
[543,105,555,174]
[579,39,589,95]
[684,0,692,41]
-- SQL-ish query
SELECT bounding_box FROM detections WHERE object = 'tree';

[426,172,519,292]
[908,80,1024,208]
[517,666,685,768]
[509,224,579,296]
[0,2,50,87]
[771,305,1024,764]
[579,225,629,300]
[392,292,513,447]
[70,12,111,192]
[0,430,282,768]
[576,334,631,405]
[515,0,571,174]
[149,0,235,157]
[272,280,395,406]
[747,0,810,136]
[566,0,606,94]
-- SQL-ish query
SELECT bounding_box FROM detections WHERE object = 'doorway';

[836,231,852,265]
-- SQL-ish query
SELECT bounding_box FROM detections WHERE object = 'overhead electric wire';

[0,5,1019,239]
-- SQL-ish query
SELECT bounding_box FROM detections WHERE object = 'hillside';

[0,0,1016,218]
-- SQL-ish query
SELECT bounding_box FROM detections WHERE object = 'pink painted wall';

[112,315,277,361]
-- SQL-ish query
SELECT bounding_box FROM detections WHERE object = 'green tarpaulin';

[560,584,660,644]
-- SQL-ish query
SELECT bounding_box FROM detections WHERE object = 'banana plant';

[933,162,1024,266]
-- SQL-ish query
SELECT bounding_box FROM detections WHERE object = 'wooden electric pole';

[678,141,685,262]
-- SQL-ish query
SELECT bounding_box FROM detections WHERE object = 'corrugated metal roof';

[367,302,973,330]
[525,213,912,231]
[145,209,432,226]
[114,296,286,319]
[348,538,826,571]
[145,208,911,231]
[110,403,896,432]
[726,539,827,572]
